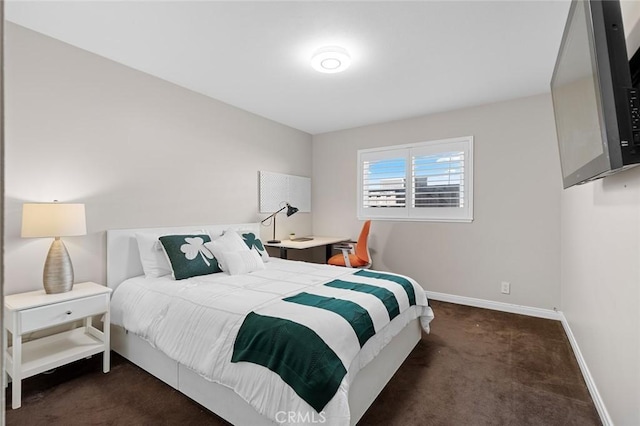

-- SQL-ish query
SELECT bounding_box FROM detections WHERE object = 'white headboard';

[106,222,260,290]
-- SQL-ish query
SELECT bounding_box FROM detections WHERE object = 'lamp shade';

[286,204,299,217]
[21,203,87,238]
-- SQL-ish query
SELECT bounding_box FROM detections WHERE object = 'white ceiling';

[6,1,572,135]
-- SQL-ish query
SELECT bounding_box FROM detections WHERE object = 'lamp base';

[267,239,281,244]
[43,238,74,294]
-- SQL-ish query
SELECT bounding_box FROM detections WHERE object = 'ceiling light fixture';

[311,46,351,74]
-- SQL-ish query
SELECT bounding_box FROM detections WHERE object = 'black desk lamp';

[261,202,299,243]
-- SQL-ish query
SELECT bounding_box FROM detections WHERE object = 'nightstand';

[4,282,112,409]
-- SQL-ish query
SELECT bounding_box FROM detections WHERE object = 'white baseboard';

[425,290,611,426]
[425,291,562,320]
[559,313,613,426]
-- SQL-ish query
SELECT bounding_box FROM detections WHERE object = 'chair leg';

[341,249,352,268]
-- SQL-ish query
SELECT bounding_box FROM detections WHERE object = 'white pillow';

[225,249,265,275]
[237,231,270,263]
[204,230,249,272]
[135,230,204,278]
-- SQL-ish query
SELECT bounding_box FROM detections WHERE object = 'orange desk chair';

[328,220,372,269]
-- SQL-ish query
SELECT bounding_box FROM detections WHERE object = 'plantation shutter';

[359,148,409,218]
[408,138,472,221]
[358,137,473,222]
[412,151,465,208]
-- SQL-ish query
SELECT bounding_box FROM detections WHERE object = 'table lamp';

[21,202,87,294]
[261,202,298,243]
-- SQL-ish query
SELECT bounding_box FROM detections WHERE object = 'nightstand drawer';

[19,294,108,333]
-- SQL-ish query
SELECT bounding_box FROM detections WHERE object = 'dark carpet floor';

[6,301,601,425]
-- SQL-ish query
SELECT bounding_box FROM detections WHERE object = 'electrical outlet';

[501,281,510,294]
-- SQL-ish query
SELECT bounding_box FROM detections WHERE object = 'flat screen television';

[551,0,640,189]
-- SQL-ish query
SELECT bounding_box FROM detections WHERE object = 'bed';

[106,223,434,425]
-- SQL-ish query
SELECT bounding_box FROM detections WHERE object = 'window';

[358,136,473,222]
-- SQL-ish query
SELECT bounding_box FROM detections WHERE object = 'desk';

[265,236,348,262]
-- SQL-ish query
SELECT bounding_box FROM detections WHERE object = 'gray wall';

[557,4,640,424]
[312,93,562,310]
[4,23,312,294]
[560,174,640,424]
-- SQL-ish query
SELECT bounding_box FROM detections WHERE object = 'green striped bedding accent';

[355,269,417,306]
[283,292,376,347]
[325,279,400,320]
[231,271,421,412]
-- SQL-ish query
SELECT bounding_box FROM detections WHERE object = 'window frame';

[357,136,474,222]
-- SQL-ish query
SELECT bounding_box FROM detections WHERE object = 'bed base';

[111,318,421,425]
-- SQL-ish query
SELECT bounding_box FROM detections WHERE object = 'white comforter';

[111,259,434,425]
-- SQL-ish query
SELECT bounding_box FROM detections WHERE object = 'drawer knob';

[66,311,72,315]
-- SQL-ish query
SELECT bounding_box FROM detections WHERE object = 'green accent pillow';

[241,232,270,262]
[159,234,221,280]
